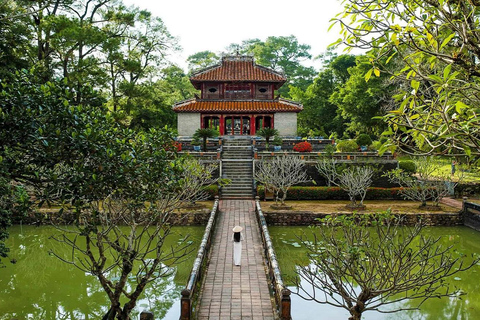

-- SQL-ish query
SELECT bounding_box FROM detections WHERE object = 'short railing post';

[281,288,292,320]
[139,310,154,320]
[180,289,191,320]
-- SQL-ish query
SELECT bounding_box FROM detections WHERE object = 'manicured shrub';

[257,186,405,200]
[356,134,372,147]
[336,140,358,152]
[293,141,313,152]
[202,185,218,199]
[399,160,416,173]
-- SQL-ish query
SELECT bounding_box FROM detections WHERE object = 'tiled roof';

[190,56,286,85]
[173,99,303,113]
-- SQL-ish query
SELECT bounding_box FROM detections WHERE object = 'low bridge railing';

[255,197,292,320]
[180,196,220,320]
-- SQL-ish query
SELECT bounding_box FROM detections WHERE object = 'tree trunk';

[348,303,364,320]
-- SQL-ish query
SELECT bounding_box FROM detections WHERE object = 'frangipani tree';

[255,156,310,205]
[295,213,478,320]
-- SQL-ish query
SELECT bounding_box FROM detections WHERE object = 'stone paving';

[197,199,275,320]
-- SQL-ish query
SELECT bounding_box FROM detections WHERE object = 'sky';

[122,0,345,71]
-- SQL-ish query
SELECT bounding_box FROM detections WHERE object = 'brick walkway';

[197,200,275,320]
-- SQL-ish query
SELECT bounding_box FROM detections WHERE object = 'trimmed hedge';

[257,186,405,200]
[203,185,219,199]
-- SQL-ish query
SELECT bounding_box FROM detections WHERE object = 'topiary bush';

[399,160,416,173]
[356,134,372,147]
[293,141,313,152]
[336,140,359,152]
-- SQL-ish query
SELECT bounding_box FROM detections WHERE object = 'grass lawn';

[262,200,459,214]
[397,155,480,183]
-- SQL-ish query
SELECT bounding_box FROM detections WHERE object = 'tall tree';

[228,35,317,96]
[297,54,356,137]
[332,0,480,157]
[186,50,219,73]
[330,55,393,136]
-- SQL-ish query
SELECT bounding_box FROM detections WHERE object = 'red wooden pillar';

[220,115,225,135]
[200,115,204,129]
[250,115,255,135]
[271,115,274,129]
[231,116,234,135]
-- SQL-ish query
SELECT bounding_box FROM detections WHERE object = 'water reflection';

[270,226,480,320]
[0,225,203,320]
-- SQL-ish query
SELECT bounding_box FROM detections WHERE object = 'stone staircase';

[220,138,254,199]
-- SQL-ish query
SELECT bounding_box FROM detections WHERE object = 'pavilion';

[173,55,302,136]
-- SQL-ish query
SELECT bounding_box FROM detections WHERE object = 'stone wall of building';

[274,112,297,136]
[262,210,462,226]
[177,113,200,136]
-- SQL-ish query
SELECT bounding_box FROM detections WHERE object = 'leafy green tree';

[228,35,317,95]
[297,54,356,137]
[295,213,478,320]
[332,0,480,157]
[330,56,392,136]
[1,70,213,319]
[186,50,220,73]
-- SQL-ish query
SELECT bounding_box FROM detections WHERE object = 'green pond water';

[0,225,204,320]
[270,226,480,320]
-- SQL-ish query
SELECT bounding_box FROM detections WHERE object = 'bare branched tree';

[339,166,374,208]
[386,157,460,208]
[255,156,310,205]
[295,213,478,320]
[50,159,218,320]
[316,158,374,208]
[315,158,338,187]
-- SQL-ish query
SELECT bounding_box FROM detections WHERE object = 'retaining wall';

[262,210,462,226]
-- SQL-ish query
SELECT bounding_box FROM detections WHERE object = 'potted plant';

[356,134,372,152]
[193,128,219,152]
[272,135,283,151]
[256,127,279,150]
[192,138,201,151]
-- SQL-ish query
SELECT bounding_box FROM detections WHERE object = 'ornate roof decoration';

[173,98,302,113]
[190,55,286,89]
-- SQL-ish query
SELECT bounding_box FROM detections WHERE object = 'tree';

[254,156,310,205]
[186,50,220,73]
[256,127,279,149]
[228,35,317,95]
[295,213,478,320]
[296,53,356,138]
[0,71,210,319]
[386,157,460,208]
[332,0,480,157]
[330,55,392,136]
[316,158,373,208]
[193,128,219,152]
[50,157,217,320]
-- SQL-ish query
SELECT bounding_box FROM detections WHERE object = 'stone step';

[222,190,253,197]
[222,165,252,170]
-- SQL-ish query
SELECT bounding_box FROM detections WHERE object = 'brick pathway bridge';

[196,199,275,320]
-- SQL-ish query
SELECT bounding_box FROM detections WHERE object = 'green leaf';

[440,34,455,49]
[365,68,373,82]
[443,64,452,80]
[455,101,468,114]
